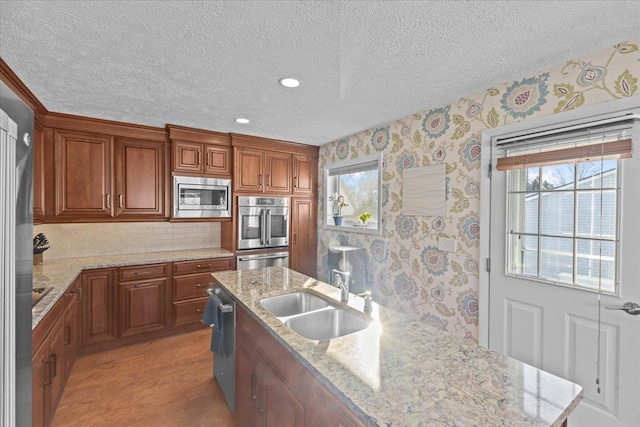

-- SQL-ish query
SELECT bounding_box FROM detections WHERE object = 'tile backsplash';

[33,222,221,259]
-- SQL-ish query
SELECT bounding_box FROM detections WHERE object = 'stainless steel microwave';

[173,176,231,218]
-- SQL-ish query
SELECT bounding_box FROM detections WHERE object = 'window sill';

[324,224,381,235]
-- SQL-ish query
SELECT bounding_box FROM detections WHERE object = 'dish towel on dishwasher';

[201,293,225,357]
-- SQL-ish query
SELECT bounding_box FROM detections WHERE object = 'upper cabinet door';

[54,130,113,219]
[234,147,264,193]
[292,155,316,195]
[33,122,45,224]
[265,152,292,194]
[173,140,203,174]
[204,145,231,176]
[115,137,166,218]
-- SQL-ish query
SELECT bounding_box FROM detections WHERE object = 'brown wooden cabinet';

[173,140,231,177]
[305,381,366,427]
[80,268,117,346]
[172,257,233,326]
[290,197,317,277]
[168,124,231,178]
[236,330,304,427]
[32,315,65,427]
[235,303,366,427]
[62,282,80,382]
[52,129,167,221]
[33,121,45,224]
[118,263,169,337]
[292,155,316,196]
[234,147,292,194]
[54,129,113,219]
[115,137,167,218]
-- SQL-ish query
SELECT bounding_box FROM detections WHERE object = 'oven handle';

[265,209,271,246]
[237,254,288,261]
[259,209,266,246]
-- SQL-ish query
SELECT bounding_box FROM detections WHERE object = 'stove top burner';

[32,287,53,307]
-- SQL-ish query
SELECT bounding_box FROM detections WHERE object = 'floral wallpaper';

[317,39,640,343]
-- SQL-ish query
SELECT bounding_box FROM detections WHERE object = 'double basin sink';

[259,292,370,341]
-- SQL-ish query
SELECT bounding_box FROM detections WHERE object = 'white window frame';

[323,153,382,235]
[479,96,640,347]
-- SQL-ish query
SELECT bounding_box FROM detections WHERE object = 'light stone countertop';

[212,267,584,427]
[32,248,234,329]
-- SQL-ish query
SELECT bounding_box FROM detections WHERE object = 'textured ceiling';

[1,1,639,146]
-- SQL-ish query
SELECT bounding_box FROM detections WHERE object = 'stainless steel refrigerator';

[1,81,33,426]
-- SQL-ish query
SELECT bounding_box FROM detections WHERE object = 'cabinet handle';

[134,282,156,289]
[250,374,257,400]
[119,194,124,208]
[106,194,111,209]
[43,358,52,386]
[197,151,201,166]
[64,325,71,345]
[293,233,297,245]
[196,283,206,288]
[294,176,297,188]
[50,353,57,378]
[257,385,264,414]
[196,308,202,313]
[196,264,212,269]
[134,270,153,276]
[206,154,209,166]
[258,174,262,185]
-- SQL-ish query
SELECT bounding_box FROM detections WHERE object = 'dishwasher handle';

[238,254,288,261]
[206,288,234,313]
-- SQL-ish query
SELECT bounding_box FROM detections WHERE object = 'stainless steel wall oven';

[237,196,288,250]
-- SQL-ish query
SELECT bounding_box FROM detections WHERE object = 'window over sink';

[324,154,382,235]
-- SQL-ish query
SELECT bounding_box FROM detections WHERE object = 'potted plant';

[329,193,348,225]
[358,212,372,227]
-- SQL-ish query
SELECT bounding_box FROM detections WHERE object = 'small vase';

[333,216,343,226]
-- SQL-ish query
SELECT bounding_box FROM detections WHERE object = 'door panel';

[81,269,116,345]
[54,130,113,218]
[489,120,639,426]
[265,152,291,194]
[173,140,202,173]
[115,137,165,217]
[235,148,263,192]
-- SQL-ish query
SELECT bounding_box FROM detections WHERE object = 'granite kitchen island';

[212,266,583,427]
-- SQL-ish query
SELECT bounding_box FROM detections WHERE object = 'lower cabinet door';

[31,344,48,427]
[119,278,167,337]
[235,336,257,427]
[260,361,304,427]
[81,268,117,345]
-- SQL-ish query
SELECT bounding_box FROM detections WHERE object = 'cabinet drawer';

[173,257,232,276]
[173,297,209,326]
[174,274,214,301]
[119,263,168,282]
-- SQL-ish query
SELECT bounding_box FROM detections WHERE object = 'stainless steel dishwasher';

[207,286,235,410]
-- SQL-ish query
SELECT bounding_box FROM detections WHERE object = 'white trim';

[323,153,383,236]
[479,96,640,348]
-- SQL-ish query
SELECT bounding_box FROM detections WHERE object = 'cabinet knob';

[196,309,202,313]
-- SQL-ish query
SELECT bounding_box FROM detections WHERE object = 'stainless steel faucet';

[332,269,350,302]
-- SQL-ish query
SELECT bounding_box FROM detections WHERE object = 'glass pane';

[508,234,538,277]
[241,215,261,240]
[541,164,575,190]
[508,167,540,192]
[576,190,617,239]
[509,193,538,233]
[540,192,574,236]
[577,159,617,189]
[576,239,615,292]
[539,236,573,283]
[269,214,287,238]
[338,169,378,225]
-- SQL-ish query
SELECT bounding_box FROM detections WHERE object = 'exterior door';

[488,123,640,426]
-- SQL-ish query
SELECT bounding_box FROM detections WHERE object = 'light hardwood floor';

[52,328,239,427]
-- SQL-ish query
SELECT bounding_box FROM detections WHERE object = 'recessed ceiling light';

[279,77,301,88]
[235,118,250,124]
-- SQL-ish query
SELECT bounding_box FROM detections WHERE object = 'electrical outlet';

[438,237,457,253]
